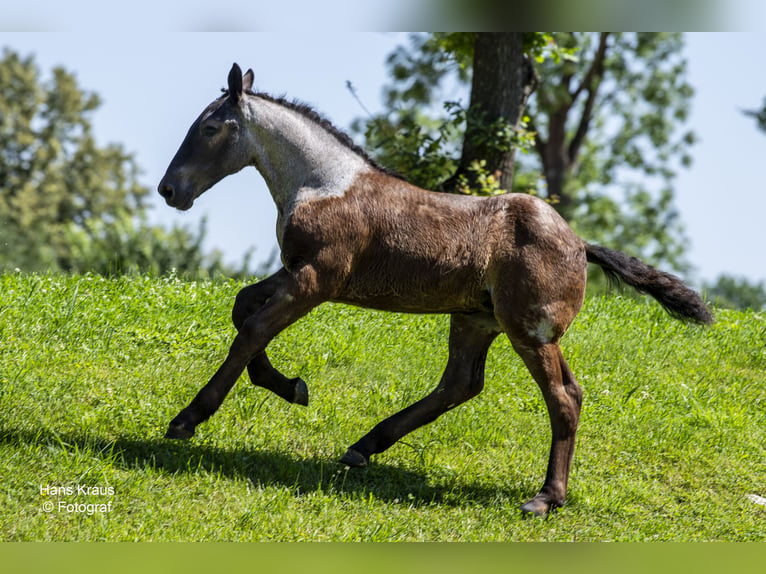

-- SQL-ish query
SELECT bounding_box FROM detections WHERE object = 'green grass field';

[0,271,763,541]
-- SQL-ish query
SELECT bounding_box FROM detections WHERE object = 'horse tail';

[585,244,714,325]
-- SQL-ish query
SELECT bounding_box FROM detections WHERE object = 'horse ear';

[228,63,243,101]
[242,68,254,93]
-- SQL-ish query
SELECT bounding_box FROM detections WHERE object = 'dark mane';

[222,88,402,179]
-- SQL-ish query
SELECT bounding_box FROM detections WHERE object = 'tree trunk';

[533,32,609,217]
[540,108,571,213]
[441,33,538,193]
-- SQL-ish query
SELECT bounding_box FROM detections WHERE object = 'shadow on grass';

[0,426,531,510]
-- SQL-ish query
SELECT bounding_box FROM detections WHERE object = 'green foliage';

[0,272,764,540]
[354,98,463,190]
[354,91,532,195]
[536,33,695,272]
[352,33,696,273]
[703,274,766,311]
[349,34,471,190]
[62,212,252,278]
[455,159,505,196]
[0,48,241,277]
[0,49,141,271]
[743,96,766,133]
[525,33,580,65]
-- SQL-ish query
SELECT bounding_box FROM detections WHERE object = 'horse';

[158,63,713,516]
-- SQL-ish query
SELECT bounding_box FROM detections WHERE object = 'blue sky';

[2,29,765,285]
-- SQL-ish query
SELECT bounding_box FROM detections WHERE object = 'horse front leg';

[340,313,500,467]
[232,269,308,406]
[165,268,323,439]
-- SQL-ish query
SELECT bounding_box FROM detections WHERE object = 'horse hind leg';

[232,271,308,406]
[511,340,583,516]
[340,312,500,467]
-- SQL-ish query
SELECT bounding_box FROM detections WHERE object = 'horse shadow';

[1,426,531,509]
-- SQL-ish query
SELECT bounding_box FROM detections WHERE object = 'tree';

[0,48,244,277]
[353,33,696,274]
[1,49,139,271]
[439,33,537,194]
[744,96,766,134]
[718,95,766,310]
[61,212,251,277]
[703,274,766,311]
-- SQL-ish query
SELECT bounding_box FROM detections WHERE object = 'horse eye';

[202,124,220,137]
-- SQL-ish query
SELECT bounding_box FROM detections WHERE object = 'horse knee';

[231,315,271,360]
[231,299,247,330]
[438,372,484,410]
[232,286,263,330]
[464,377,485,401]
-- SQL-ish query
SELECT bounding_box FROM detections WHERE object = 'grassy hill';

[0,272,763,541]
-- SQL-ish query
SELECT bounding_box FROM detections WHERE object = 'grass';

[0,271,764,541]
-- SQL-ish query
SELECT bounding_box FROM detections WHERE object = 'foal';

[158,64,713,516]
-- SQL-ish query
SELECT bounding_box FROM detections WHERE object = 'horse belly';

[334,257,491,314]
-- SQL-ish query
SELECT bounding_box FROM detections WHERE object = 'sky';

[2,10,766,287]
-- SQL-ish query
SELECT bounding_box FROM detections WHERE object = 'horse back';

[280,171,586,314]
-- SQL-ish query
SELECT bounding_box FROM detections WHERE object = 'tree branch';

[527,115,547,166]
[570,33,609,103]
[568,32,610,163]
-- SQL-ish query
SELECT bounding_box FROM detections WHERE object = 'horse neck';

[243,96,370,215]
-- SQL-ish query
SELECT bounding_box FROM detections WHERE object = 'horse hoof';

[165,422,195,440]
[339,447,368,468]
[519,495,561,517]
[292,377,309,406]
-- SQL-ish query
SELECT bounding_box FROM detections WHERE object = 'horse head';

[158,63,254,210]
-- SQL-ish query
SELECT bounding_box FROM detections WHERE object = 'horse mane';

[222,88,402,179]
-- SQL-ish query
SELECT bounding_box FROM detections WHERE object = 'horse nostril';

[159,183,175,200]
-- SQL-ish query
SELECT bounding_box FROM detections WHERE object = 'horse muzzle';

[158,176,195,211]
